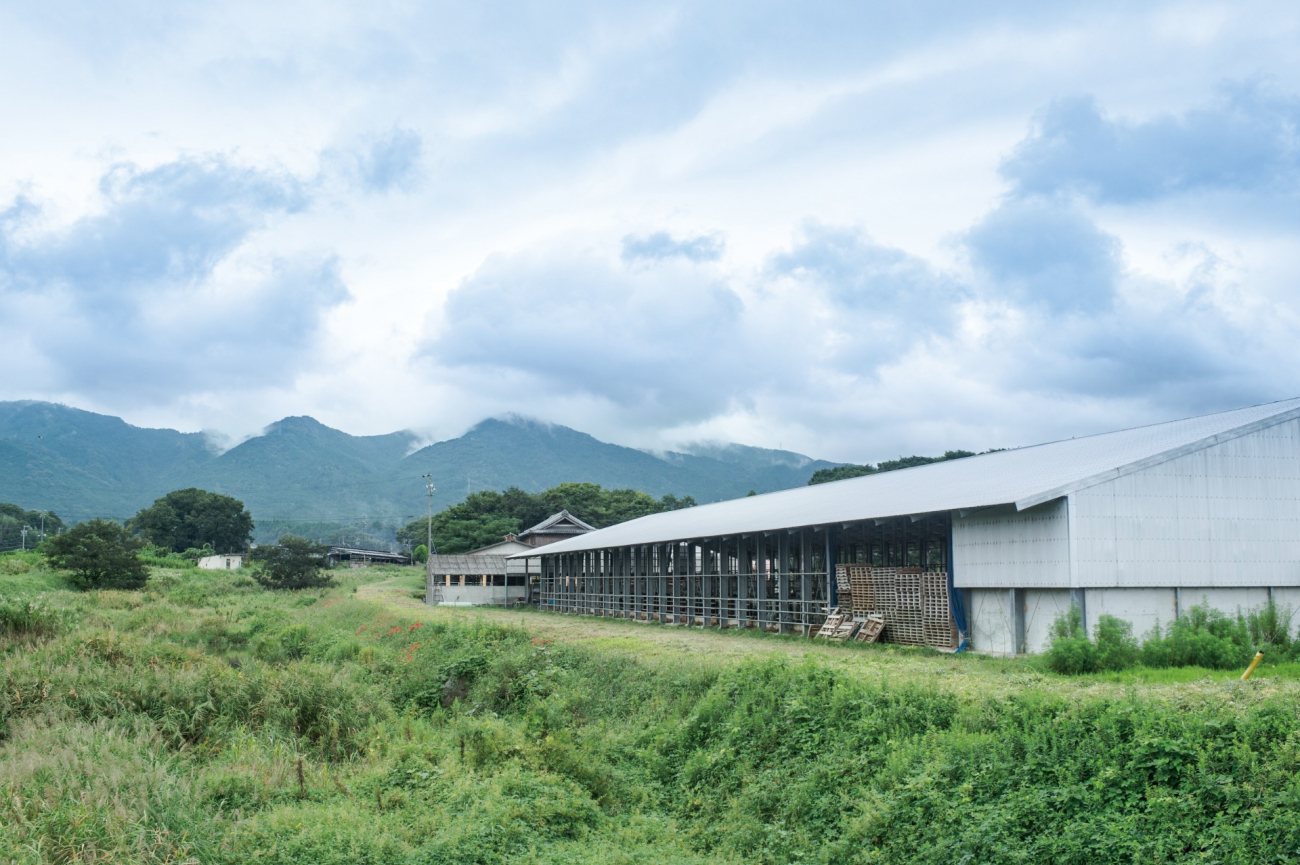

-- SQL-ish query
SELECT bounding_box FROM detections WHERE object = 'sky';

[2,1,1299,464]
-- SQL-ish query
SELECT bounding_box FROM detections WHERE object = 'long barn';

[517,399,1300,653]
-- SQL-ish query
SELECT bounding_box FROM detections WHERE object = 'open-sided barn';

[517,399,1300,653]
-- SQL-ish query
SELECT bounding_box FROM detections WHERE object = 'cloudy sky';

[2,1,1299,463]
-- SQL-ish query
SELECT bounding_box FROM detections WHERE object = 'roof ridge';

[1014,401,1300,510]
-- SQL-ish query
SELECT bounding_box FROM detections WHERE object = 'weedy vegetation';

[4,553,1300,864]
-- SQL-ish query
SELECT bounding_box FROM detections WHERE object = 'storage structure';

[425,511,595,607]
[517,399,1300,653]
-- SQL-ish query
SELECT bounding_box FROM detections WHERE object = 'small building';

[327,547,411,568]
[426,513,594,606]
[198,554,245,570]
[518,510,597,547]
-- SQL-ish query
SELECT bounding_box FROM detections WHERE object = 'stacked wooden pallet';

[834,564,952,648]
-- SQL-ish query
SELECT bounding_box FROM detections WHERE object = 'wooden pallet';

[816,607,860,641]
[855,614,885,643]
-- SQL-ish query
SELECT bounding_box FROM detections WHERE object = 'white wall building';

[198,554,244,570]
[519,399,1300,653]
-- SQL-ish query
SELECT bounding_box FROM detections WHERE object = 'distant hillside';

[0,403,839,530]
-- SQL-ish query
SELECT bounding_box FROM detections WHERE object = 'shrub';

[180,544,216,562]
[413,544,428,563]
[0,554,32,575]
[1093,614,1139,671]
[1247,599,1293,656]
[251,536,333,590]
[1044,606,1098,674]
[43,519,149,590]
[1141,602,1255,670]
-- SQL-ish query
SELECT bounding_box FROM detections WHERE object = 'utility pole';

[422,475,435,556]
[20,526,29,551]
[422,474,437,603]
[38,512,46,541]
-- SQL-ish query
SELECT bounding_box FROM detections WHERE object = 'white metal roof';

[518,398,1300,556]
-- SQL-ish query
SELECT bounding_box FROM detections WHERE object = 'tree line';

[0,503,66,551]
[397,482,697,555]
[15,481,699,589]
[807,448,1008,485]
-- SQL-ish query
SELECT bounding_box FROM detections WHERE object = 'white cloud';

[1,0,1300,467]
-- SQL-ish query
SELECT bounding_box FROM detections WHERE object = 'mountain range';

[0,401,838,535]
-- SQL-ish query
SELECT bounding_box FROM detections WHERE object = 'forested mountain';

[0,402,838,532]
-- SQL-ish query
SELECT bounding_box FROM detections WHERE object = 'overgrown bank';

[4,560,1300,863]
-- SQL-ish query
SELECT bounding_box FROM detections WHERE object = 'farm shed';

[426,512,595,607]
[327,546,410,568]
[516,399,1300,654]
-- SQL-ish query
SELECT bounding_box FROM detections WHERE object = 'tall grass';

[0,596,69,642]
[5,562,1300,863]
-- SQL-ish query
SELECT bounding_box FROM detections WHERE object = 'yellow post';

[1241,651,1265,681]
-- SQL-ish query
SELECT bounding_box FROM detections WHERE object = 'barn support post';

[795,525,806,634]
[777,532,790,634]
[654,544,661,621]
[743,533,754,626]
[687,542,697,626]
[825,528,836,609]
[717,535,728,624]
[631,546,640,619]
[667,544,678,624]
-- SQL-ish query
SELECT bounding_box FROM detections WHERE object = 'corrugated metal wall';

[951,499,1071,588]
[1073,417,1300,587]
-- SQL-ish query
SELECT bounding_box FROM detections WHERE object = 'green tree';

[808,450,984,485]
[251,535,332,590]
[412,544,429,563]
[0,503,66,550]
[397,482,698,554]
[130,488,254,553]
[43,519,149,590]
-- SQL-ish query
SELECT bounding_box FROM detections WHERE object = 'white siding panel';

[1183,588,1271,615]
[968,589,1015,654]
[1024,589,1073,653]
[1086,588,1177,642]
[952,500,1070,588]
[1271,589,1300,638]
[1073,419,1300,587]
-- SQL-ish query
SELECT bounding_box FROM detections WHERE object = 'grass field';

[5,555,1300,863]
